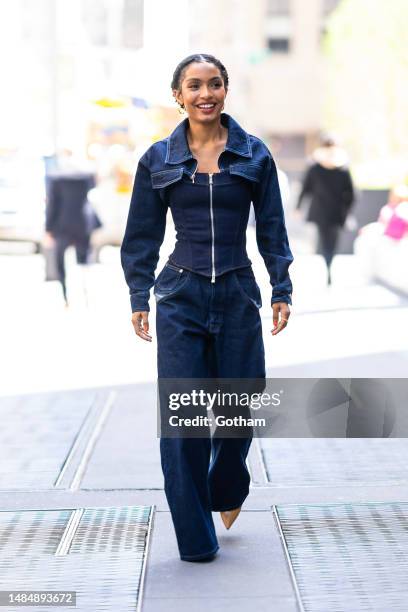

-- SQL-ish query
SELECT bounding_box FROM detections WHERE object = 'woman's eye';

[188,82,222,89]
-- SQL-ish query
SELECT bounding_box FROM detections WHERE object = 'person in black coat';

[45,155,100,305]
[295,134,355,285]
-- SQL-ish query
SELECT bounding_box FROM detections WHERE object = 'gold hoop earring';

[174,96,183,113]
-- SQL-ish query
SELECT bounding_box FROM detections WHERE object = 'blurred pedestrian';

[295,134,355,285]
[378,184,408,240]
[44,149,101,306]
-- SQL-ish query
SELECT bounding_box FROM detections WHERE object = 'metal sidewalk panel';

[274,501,408,612]
[261,438,408,487]
[0,509,71,556]
[0,390,115,491]
[0,505,154,611]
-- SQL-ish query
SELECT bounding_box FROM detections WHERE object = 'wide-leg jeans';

[155,262,266,560]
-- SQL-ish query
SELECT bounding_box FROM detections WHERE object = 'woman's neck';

[186,117,227,149]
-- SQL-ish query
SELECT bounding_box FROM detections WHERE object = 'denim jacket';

[120,112,294,312]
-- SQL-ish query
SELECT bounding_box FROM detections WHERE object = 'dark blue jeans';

[155,261,266,560]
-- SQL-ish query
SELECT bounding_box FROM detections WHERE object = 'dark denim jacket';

[120,112,294,312]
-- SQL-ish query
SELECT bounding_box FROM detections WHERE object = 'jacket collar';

[165,112,252,164]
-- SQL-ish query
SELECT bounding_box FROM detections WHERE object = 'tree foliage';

[322,0,408,185]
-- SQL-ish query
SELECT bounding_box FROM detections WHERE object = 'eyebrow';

[185,76,222,82]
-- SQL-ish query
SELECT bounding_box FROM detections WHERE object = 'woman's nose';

[200,85,212,98]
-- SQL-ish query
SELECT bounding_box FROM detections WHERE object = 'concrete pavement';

[1,233,408,611]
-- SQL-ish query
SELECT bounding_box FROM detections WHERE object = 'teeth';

[198,104,215,108]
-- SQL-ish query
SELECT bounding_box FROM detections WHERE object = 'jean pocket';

[154,263,190,303]
[233,267,262,309]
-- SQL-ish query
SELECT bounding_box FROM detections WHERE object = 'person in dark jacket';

[120,53,294,562]
[45,153,98,305]
[295,134,355,284]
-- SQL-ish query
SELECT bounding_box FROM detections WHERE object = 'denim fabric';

[120,112,294,312]
[155,263,265,560]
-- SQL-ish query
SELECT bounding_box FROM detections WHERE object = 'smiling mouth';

[196,103,217,109]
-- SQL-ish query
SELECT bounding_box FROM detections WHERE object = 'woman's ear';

[173,89,183,108]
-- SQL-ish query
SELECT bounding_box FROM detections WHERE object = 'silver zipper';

[209,173,215,283]
[191,160,198,184]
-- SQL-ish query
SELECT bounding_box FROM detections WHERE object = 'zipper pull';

[209,173,213,185]
[191,162,198,183]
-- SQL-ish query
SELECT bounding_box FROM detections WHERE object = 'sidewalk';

[1,383,408,611]
[1,239,408,610]
[1,228,407,397]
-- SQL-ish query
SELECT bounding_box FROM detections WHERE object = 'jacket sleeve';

[342,168,355,214]
[252,154,294,306]
[120,157,168,313]
[296,164,314,210]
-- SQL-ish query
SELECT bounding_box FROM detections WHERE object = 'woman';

[295,134,355,285]
[120,54,294,562]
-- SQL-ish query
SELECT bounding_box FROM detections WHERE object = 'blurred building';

[3,0,342,171]
[188,0,342,178]
[1,0,190,154]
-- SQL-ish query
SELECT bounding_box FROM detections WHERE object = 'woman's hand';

[131,311,152,342]
[271,302,291,336]
[43,231,55,247]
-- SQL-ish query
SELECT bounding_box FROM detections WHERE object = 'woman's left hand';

[271,302,291,335]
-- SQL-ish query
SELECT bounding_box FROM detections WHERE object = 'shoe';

[220,506,241,529]
[180,547,219,562]
[186,552,218,563]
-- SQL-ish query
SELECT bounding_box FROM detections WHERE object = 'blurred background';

[1,0,407,395]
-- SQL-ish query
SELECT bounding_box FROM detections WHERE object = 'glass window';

[122,0,144,49]
[266,0,290,16]
[82,0,109,46]
[322,0,341,16]
[266,38,290,53]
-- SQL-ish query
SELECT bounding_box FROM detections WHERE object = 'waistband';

[167,258,252,279]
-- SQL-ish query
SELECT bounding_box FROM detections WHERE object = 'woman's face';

[173,61,227,122]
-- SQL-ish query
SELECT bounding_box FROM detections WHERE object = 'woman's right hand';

[131,311,152,342]
[43,231,55,247]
